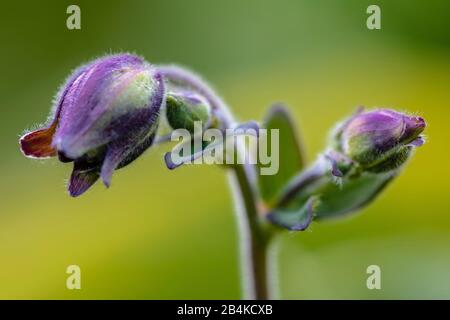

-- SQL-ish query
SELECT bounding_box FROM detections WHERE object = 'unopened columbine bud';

[20,53,164,197]
[165,91,211,132]
[334,109,426,172]
[269,108,427,230]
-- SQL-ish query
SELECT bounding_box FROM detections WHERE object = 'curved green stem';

[158,65,275,299]
[230,164,271,299]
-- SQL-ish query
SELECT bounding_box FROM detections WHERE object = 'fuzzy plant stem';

[158,66,273,299]
[230,163,271,299]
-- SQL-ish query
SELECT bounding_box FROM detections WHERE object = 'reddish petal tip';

[20,127,57,158]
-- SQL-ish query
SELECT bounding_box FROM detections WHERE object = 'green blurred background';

[1,0,449,299]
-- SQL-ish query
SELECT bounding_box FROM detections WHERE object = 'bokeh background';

[1,0,449,299]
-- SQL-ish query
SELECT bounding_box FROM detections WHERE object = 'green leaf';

[258,104,306,206]
[267,196,318,231]
[280,168,396,221]
[314,172,395,220]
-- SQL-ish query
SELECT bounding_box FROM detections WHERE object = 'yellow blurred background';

[0,0,449,298]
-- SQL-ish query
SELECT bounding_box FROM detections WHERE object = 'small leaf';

[164,139,212,169]
[272,159,396,222]
[258,104,306,206]
[164,121,259,170]
[267,196,318,231]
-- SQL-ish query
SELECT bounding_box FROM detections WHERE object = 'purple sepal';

[100,73,164,187]
[53,54,151,159]
[68,158,101,197]
[406,136,425,147]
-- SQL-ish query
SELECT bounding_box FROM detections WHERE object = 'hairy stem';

[157,65,234,124]
[230,164,270,299]
[158,65,274,299]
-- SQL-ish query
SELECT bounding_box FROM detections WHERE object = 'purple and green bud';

[333,108,425,172]
[20,54,164,197]
[268,108,427,229]
[165,91,212,133]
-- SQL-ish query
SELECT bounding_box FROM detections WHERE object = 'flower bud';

[165,91,211,133]
[335,109,426,172]
[269,108,427,229]
[20,54,164,196]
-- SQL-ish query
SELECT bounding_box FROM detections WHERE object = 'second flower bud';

[165,91,212,133]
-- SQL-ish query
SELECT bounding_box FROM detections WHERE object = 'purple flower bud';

[271,108,427,226]
[20,54,165,196]
[335,109,426,171]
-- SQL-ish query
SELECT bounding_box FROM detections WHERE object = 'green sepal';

[166,91,211,133]
[314,172,395,219]
[267,196,318,231]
